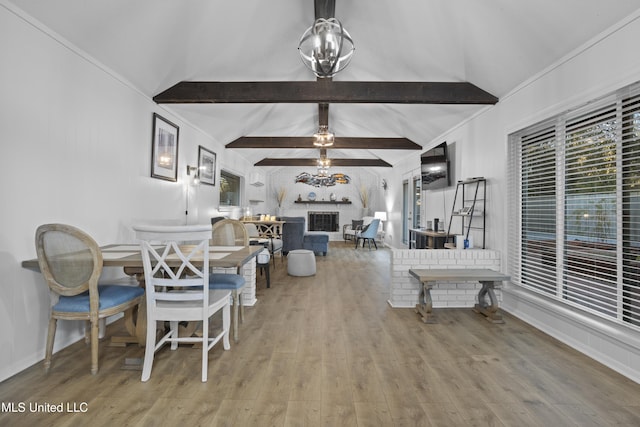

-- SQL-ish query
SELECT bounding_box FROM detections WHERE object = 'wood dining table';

[21,243,263,345]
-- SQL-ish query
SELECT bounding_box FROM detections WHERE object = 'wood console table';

[409,268,510,324]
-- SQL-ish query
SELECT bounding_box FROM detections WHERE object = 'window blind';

[508,82,640,329]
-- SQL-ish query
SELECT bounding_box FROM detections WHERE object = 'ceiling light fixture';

[313,125,335,147]
[316,156,331,169]
[298,17,354,78]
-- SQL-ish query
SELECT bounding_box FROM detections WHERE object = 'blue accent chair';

[280,216,329,256]
[354,218,380,250]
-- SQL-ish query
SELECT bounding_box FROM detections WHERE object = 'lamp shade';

[374,211,387,221]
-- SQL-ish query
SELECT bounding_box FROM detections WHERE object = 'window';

[413,176,421,229]
[219,170,241,206]
[508,82,640,329]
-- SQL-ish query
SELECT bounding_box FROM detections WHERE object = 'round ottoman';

[287,249,316,276]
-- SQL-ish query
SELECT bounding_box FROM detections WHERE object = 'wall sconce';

[186,165,200,185]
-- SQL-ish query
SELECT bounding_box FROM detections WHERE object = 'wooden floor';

[2,242,640,426]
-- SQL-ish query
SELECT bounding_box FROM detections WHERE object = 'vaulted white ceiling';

[10,0,640,167]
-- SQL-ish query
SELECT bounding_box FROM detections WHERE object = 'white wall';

[386,14,640,382]
[0,6,252,381]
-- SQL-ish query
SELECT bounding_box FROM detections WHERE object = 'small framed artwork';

[151,113,179,182]
[198,145,216,186]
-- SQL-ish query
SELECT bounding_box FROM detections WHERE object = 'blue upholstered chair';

[209,273,246,342]
[210,219,248,342]
[280,216,306,255]
[354,218,381,250]
[35,223,145,375]
[280,216,329,256]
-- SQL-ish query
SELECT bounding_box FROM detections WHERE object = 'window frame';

[508,81,640,330]
[219,170,242,207]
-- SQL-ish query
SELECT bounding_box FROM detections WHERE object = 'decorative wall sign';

[151,113,179,181]
[295,172,351,187]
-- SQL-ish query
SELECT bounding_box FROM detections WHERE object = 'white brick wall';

[389,249,503,308]
[211,258,257,306]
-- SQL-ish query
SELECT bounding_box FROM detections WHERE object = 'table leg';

[110,269,147,347]
[415,280,437,323]
[473,280,504,323]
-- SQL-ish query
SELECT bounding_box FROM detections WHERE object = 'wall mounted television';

[421,141,450,190]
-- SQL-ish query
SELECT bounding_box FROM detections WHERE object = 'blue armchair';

[355,218,380,250]
[280,216,329,256]
[280,217,306,255]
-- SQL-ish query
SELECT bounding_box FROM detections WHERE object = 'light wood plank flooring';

[2,242,640,426]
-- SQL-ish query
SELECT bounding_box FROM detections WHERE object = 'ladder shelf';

[446,177,486,249]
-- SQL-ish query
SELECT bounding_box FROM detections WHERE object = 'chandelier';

[316,155,331,176]
[313,125,334,147]
[298,17,355,78]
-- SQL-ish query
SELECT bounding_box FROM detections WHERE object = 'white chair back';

[135,224,211,304]
[133,224,230,382]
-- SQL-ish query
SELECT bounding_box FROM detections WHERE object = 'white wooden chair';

[134,224,230,382]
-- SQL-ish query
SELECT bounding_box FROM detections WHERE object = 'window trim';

[509,81,640,331]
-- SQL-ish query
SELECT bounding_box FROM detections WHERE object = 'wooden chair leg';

[232,290,239,342]
[90,320,99,375]
[44,317,57,373]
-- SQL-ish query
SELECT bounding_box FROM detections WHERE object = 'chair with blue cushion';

[211,219,248,342]
[354,218,381,250]
[35,223,145,375]
[280,216,329,256]
[280,216,306,255]
[209,272,246,342]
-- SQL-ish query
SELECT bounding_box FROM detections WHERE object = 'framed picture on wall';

[198,146,216,186]
[151,113,179,182]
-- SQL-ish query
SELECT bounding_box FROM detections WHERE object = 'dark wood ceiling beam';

[315,0,335,19]
[255,158,392,167]
[153,81,498,105]
[226,136,421,150]
[318,103,329,127]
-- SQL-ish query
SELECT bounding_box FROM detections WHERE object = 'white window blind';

[508,82,640,329]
